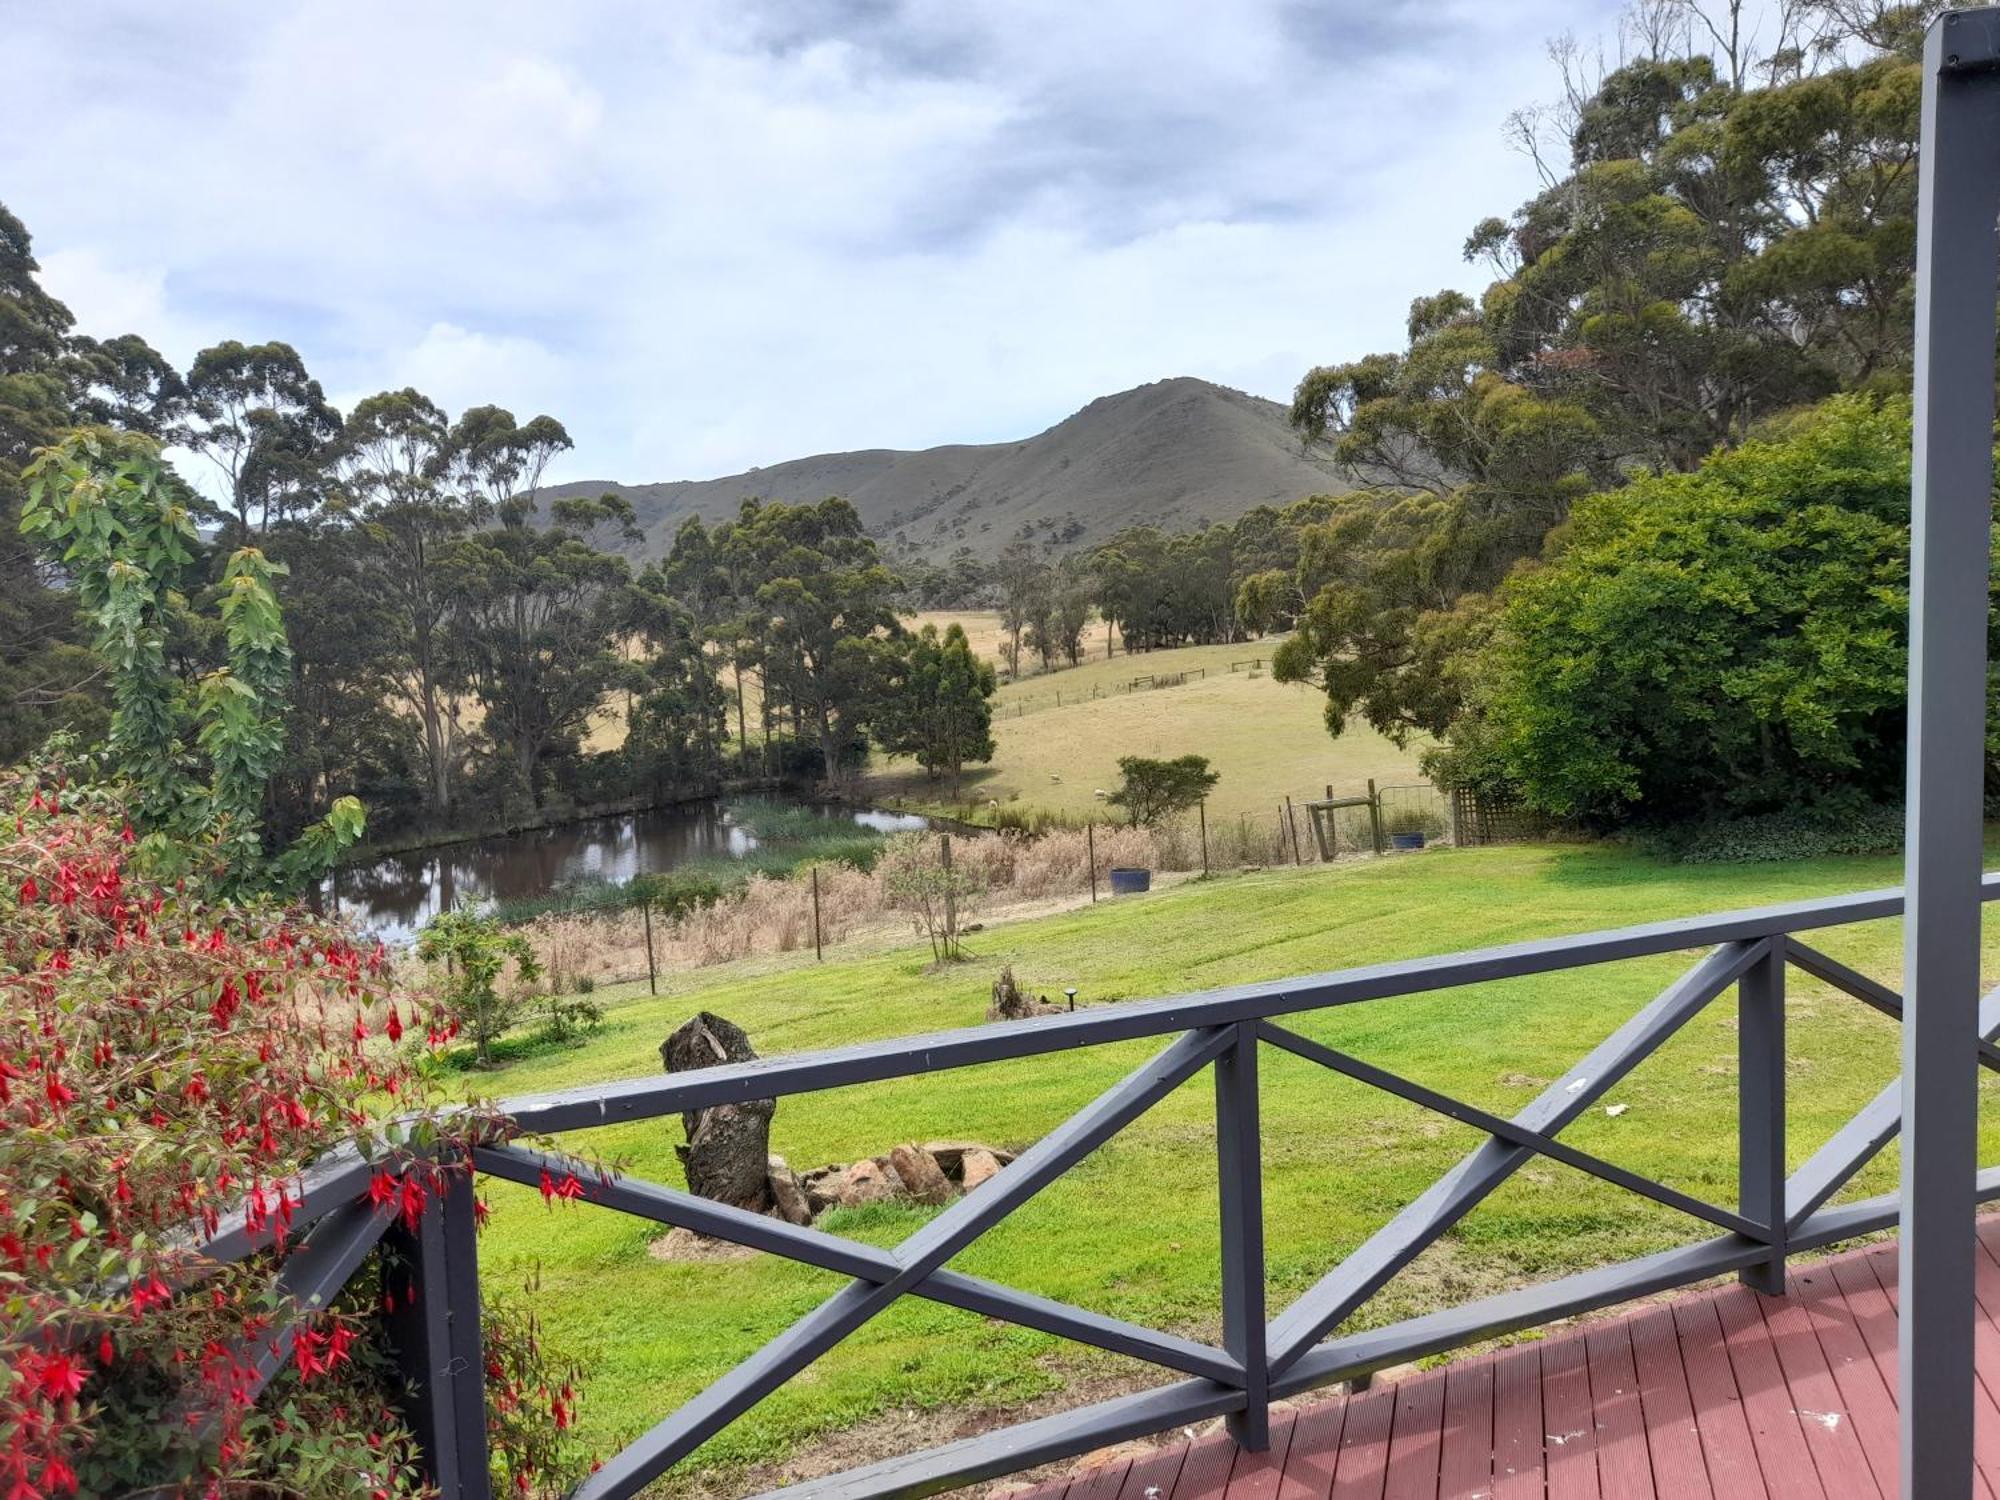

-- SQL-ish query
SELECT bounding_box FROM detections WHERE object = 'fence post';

[383,1167,491,1498]
[1199,798,1209,877]
[1900,17,2000,1496]
[940,832,956,947]
[1284,798,1302,866]
[1366,778,1385,857]
[1215,1021,1268,1449]
[642,898,657,996]
[1087,823,1098,903]
[812,866,823,962]
[1738,938,1787,1295]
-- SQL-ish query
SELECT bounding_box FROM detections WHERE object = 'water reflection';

[318,798,928,943]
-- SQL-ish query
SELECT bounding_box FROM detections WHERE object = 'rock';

[661,1013,775,1212]
[889,1143,952,1205]
[767,1155,814,1225]
[958,1147,1003,1191]
[837,1158,899,1206]
[799,1164,845,1216]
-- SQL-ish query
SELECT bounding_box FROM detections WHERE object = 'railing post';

[383,1165,491,1498]
[1215,1020,1268,1449]
[1902,13,2000,1497]
[1738,938,1786,1295]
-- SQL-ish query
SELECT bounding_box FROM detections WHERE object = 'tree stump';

[661,1012,774,1212]
[988,965,1060,1021]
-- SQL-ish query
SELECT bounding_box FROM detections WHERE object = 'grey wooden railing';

[190,874,2000,1500]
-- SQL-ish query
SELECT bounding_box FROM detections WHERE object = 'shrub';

[1645,801,1905,864]
[417,909,543,1067]
[0,758,585,1495]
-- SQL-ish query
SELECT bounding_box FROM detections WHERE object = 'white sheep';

[1093,788,1109,799]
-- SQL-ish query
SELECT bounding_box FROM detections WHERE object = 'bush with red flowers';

[0,755,588,1498]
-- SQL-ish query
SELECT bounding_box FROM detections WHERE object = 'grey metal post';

[1902,14,2000,1497]
[1215,1022,1268,1449]
[1738,940,1786,1295]
[383,1168,491,1497]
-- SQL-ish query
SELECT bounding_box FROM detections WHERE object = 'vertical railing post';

[383,1165,491,1498]
[1215,1021,1268,1450]
[1902,13,2000,1499]
[1738,938,1786,1295]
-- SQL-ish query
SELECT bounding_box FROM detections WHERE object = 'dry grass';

[866,637,1428,827]
[495,825,1202,987]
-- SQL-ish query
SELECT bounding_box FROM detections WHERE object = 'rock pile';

[763,1141,1016,1225]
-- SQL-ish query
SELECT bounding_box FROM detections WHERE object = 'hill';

[544,376,1357,560]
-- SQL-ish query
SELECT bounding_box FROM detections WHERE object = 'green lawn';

[468,841,2000,1493]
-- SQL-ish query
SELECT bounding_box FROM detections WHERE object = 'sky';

[6,0,1644,490]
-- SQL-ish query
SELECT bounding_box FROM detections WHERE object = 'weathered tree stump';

[988,965,1060,1021]
[661,1012,774,1212]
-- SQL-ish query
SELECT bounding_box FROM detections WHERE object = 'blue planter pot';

[1107,866,1152,895]
[1390,832,1427,852]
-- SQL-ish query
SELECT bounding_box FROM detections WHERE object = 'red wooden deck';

[999,1221,2000,1500]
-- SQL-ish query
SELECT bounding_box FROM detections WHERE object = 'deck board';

[999,1232,2000,1500]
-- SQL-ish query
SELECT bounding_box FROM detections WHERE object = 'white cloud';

[3,0,1637,493]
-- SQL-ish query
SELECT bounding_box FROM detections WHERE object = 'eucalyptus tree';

[179,339,342,534]
[339,388,469,815]
[869,622,997,794]
[444,492,638,809]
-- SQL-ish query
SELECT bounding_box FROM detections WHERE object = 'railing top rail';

[498,870,2000,1134]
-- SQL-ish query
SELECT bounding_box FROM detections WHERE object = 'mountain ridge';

[544,376,1357,560]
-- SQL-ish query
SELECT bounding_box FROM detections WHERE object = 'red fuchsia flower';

[42,1074,75,1110]
[26,1351,89,1402]
[396,1174,427,1231]
[17,876,37,903]
[383,1005,402,1043]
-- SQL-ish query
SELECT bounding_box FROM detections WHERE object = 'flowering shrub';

[0,758,586,1497]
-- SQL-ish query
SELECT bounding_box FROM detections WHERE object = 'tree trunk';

[660,1013,774,1212]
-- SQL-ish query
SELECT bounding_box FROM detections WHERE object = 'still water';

[320,799,927,942]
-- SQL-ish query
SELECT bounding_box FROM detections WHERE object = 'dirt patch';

[646,1228,759,1263]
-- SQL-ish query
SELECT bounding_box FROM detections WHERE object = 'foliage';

[1448,396,1944,825]
[417,909,544,1066]
[1106,754,1219,828]
[0,758,586,1496]
[869,623,998,793]
[1642,799,1907,864]
[19,430,364,892]
[0,204,184,767]
[444,483,633,814]
[878,833,985,962]
[1278,19,1936,776]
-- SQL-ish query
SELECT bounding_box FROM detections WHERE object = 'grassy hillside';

[544,377,1354,563]
[863,633,1424,826]
[469,842,1998,1492]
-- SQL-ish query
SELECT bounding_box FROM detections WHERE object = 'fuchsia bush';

[0,758,584,1499]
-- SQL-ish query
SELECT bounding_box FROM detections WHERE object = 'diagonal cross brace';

[572,1025,1233,1500]
[1783,970,2000,1231]
[1265,938,1767,1376]
[474,1144,1237,1384]
[1786,940,2000,1071]
[1256,1022,1760,1238]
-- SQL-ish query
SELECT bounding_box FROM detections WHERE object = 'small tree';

[879,833,985,962]
[418,908,543,1065]
[1108,754,1220,828]
[870,623,997,794]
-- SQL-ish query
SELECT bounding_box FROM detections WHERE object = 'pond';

[319,798,929,942]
